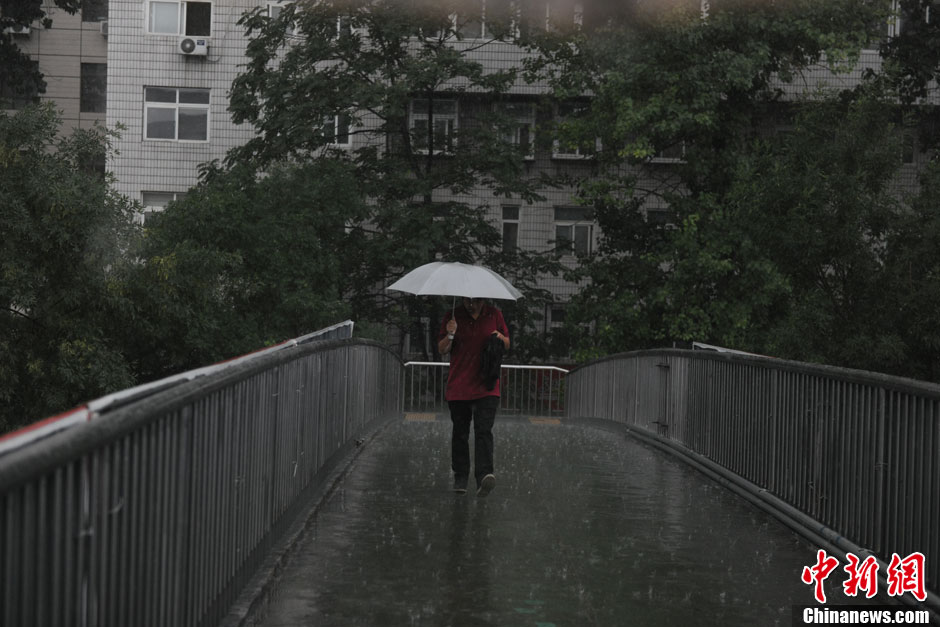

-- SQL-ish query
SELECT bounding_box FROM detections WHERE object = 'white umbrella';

[387,261,523,301]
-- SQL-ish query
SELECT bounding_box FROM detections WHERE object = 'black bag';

[480,334,505,391]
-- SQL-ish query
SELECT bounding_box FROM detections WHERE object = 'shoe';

[453,476,468,494]
[477,474,495,497]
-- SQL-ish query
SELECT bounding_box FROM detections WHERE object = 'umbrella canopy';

[387,262,523,300]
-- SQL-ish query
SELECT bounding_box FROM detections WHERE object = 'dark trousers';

[448,396,498,487]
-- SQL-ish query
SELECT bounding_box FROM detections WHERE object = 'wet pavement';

[250,415,890,627]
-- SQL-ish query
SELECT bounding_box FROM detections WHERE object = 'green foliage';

[880,162,940,381]
[726,93,907,371]
[225,0,563,360]
[529,0,940,376]
[0,104,140,432]
[0,0,82,106]
[125,160,356,380]
[880,0,940,103]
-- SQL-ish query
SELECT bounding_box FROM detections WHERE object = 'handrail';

[568,347,940,397]
[0,334,400,627]
[566,349,940,617]
[0,321,356,456]
[403,361,569,374]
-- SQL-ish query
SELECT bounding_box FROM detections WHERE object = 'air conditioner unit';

[3,24,31,36]
[99,21,108,36]
[178,37,208,56]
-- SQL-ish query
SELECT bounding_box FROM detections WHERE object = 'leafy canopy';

[0,103,140,431]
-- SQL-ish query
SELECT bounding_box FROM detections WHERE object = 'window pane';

[336,114,350,144]
[554,206,589,222]
[80,63,107,113]
[146,107,176,139]
[435,100,456,115]
[574,225,590,255]
[82,0,109,22]
[0,61,41,109]
[500,102,531,118]
[502,206,519,221]
[555,225,571,243]
[414,99,457,116]
[459,16,483,38]
[178,88,210,104]
[142,191,176,208]
[185,1,211,36]
[178,107,208,140]
[145,87,177,103]
[337,15,352,37]
[434,119,451,150]
[517,123,531,154]
[411,119,429,150]
[502,222,518,252]
[150,1,180,33]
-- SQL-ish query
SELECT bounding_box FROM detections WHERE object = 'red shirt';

[439,303,509,401]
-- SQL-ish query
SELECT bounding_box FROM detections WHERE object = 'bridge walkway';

[247,415,889,627]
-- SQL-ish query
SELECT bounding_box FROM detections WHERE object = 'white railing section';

[403,362,568,417]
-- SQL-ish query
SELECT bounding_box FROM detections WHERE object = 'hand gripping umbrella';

[387,261,523,315]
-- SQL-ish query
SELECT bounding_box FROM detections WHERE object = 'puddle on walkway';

[252,418,890,626]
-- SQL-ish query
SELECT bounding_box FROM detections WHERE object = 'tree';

[724,90,908,371]
[226,0,562,360]
[0,0,82,106]
[524,0,897,362]
[0,104,140,432]
[124,160,358,381]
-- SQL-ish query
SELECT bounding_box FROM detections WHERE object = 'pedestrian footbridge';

[1,323,937,626]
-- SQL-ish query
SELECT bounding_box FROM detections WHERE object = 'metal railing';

[0,338,400,627]
[402,362,567,417]
[0,321,356,457]
[566,349,940,612]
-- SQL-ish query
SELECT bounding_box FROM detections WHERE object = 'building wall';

[107,0,261,206]
[4,3,108,130]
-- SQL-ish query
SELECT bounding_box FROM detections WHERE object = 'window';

[144,87,210,141]
[80,63,107,113]
[323,113,351,147]
[82,0,109,22]
[902,130,915,164]
[148,1,211,36]
[552,102,597,159]
[548,304,566,329]
[267,2,298,35]
[502,206,520,252]
[142,191,187,223]
[545,0,583,33]
[650,141,686,164]
[142,191,187,209]
[410,99,457,154]
[0,62,40,110]
[457,0,492,39]
[497,102,535,159]
[891,0,940,38]
[267,2,286,19]
[554,206,593,256]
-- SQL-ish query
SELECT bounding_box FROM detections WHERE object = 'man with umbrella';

[439,297,510,497]
[388,262,520,497]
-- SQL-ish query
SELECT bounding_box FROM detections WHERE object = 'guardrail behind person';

[403,362,568,417]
